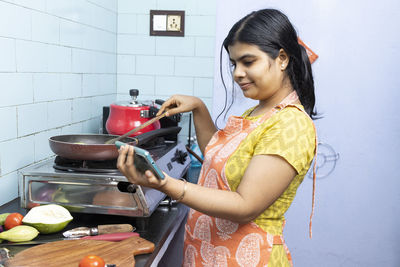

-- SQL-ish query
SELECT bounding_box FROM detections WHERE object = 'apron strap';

[256,91,299,124]
[285,103,318,239]
[309,129,318,238]
[273,235,284,245]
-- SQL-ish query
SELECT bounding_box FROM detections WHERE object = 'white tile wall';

[47,45,72,73]
[0,73,33,106]
[0,37,16,72]
[156,37,196,56]
[0,135,35,175]
[136,14,149,35]
[118,0,156,14]
[194,78,214,97]
[17,102,48,136]
[60,20,84,48]
[34,128,61,162]
[117,74,155,95]
[0,0,217,205]
[31,12,60,44]
[116,0,217,143]
[0,172,19,206]
[0,0,118,206]
[16,40,48,72]
[155,76,193,95]
[117,55,135,74]
[0,107,17,141]
[136,56,174,76]
[33,73,62,102]
[186,16,216,36]
[118,14,137,34]
[175,57,215,77]
[47,100,73,128]
[61,74,82,99]
[195,37,215,57]
[0,3,31,39]
[117,35,155,55]
[72,97,92,123]
[14,0,47,12]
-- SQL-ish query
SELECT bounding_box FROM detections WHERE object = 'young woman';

[117,8,317,267]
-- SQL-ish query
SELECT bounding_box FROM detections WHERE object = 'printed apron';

[183,91,317,267]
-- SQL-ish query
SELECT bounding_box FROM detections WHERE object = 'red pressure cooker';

[106,89,161,137]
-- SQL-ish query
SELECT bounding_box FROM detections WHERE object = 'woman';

[117,8,317,266]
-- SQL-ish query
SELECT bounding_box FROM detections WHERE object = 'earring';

[281,64,285,70]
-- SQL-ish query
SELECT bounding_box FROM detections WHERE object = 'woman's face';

[228,42,286,102]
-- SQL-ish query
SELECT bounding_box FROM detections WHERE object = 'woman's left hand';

[116,145,168,189]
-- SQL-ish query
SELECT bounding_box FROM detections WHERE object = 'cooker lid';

[113,89,153,107]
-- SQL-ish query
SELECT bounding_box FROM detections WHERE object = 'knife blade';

[0,248,11,265]
[63,224,135,238]
[1,232,139,246]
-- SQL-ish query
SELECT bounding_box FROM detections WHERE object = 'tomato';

[79,255,105,267]
[4,213,24,230]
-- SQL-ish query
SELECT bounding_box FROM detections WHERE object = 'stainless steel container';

[19,142,190,217]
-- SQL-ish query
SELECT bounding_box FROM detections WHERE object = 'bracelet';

[175,178,187,202]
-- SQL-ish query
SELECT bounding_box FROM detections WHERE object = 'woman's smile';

[239,82,253,91]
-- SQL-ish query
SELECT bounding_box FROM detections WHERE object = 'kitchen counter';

[0,197,189,266]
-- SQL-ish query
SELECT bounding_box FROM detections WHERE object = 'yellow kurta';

[224,105,316,266]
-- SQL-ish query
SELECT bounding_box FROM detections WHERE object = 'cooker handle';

[147,99,164,117]
[148,99,165,118]
[155,99,165,105]
[153,99,182,123]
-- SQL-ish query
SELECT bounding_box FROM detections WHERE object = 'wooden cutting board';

[6,235,154,267]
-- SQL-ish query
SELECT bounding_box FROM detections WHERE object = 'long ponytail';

[287,43,316,118]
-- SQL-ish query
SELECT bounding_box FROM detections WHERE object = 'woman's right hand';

[157,95,202,116]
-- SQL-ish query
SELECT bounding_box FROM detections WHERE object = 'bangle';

[175,178,187,202]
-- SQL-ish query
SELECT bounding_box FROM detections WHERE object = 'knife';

[1,232,139,246]
[63,224,135,238]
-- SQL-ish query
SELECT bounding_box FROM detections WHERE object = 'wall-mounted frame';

[150,10,185,37]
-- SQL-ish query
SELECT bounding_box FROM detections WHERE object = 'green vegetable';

[0,213,11,225]
[0,225,39,242]
[22,204,73,234]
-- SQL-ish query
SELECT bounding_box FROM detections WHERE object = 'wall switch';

[153,15,167,31]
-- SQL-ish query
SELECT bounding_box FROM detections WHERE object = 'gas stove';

[18,141,190,218]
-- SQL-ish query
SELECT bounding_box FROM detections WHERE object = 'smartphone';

[115,141,165,180]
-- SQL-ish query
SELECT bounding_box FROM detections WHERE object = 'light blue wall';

[213,0,400,266]
[116,0,217,141]
[0,0,117,205]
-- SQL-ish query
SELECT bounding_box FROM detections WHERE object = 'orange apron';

[183,91,317,266]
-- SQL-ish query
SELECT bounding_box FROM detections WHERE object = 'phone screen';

[115,141,165,180]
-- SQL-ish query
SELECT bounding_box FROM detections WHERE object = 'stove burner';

[52,139,177,174]
[53,156,120,174]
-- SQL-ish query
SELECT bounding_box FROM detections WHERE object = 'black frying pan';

[49,127,181,161]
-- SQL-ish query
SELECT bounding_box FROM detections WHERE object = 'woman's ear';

[278,49,289,71]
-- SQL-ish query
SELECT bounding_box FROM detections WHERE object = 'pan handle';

[134,127,181,146]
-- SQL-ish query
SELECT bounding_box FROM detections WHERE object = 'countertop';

[0,197,189,267]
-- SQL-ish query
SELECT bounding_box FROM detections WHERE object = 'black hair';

[216,8,317,125]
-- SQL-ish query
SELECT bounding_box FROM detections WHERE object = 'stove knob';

[117,182,137,193]
[171,149,188,164]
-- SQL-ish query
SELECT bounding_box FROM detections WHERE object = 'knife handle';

[97,224,134,235]
[82,232,139,241]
